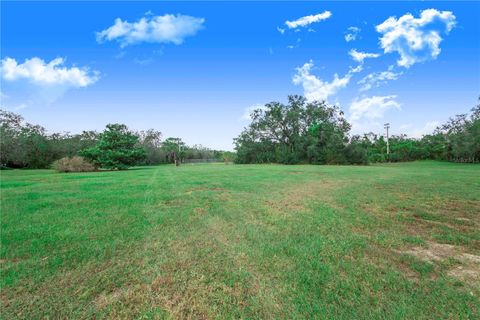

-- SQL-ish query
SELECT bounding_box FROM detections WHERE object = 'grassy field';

[1,161,479,319]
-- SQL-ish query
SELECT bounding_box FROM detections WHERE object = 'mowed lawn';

[1,162,479,319]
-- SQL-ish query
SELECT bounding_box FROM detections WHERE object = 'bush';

[52,156,96,172]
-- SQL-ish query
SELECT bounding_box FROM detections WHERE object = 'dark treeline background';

[1,95,479,168]
[0,110,227,169]
[234,95,480,165]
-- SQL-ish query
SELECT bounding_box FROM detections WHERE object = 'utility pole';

[384,123,390,157]
[176,138,183,166]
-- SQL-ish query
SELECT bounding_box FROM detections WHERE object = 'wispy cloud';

[133,57,154,66]
[96,14,205,48]
[357,67,402,91]
[292,60,352,102]
[284,11,332,30]
[349,95,401,121]
[348,49,381,64]
[345,26,360,42]
[376,8,456,68]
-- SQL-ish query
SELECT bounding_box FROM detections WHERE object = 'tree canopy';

[234,95,480,164]
[1,96,478,169]
[235,95,360,164]
[80,124,146,170]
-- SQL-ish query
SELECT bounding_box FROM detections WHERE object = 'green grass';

[1,161,479,319]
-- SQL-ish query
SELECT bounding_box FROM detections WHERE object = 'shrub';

[52,156,96,172]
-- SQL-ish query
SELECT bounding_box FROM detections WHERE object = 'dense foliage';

[0,110,98,168]
[0,110,227,169]
[80,124,146,170]
[235,96,357,164]
[234,95,480,164]
[1,96,478,168]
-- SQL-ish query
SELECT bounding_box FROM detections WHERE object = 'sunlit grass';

[1,161,479,318]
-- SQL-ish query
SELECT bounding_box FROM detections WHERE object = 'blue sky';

[1,1,479,150]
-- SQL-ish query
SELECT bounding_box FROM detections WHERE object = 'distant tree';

[345,136,369,164]
[161,137,186,164]
[221,151,236,163]
[138,129,163,165]
[81,124,146,170]
[235,95,351,164]
[0,109,50,168]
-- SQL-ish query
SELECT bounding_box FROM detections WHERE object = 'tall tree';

[81,124,146,170]
[235,95,351,164]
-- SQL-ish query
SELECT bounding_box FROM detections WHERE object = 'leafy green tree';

[161,137,186,163]
[81,124,145,170]
[235,95,351,164]
[0,110,50,168]
[137,129,163,165]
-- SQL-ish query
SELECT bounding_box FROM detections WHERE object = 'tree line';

[1,95,478,169]
[234,95,480,164]
[0,110,228,169]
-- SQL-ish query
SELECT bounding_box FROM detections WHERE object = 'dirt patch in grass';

[448,266,480,283]
[400,242,458,262]
[397,241,480,284]
[193,207,207,215]
[94,288,125,310]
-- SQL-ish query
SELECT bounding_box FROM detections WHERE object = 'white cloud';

[0,57,99,107]
[96,14,205,48]
[376,8,456,68]
[277,27,285,34]
[358,68,402,91]
[349,65,363,74]
[410,121,440,138]
[241,104,268,121]
[292,61,352,102]
[349,95,401,121]
[348,49,380,64]
[345,26,360,42]
[1,57,98,87]
[285,11,332,30]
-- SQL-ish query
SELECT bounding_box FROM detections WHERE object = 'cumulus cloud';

[345,26,360,42]
[96,14,205,47]
[0,57,99,106]
[357,68,402,91]
[348,49,381,64]
[349,95,401,121]
[284,11,332,30]
[1,57,98,87]
[292,61,352,102]
[376,8,456,68]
